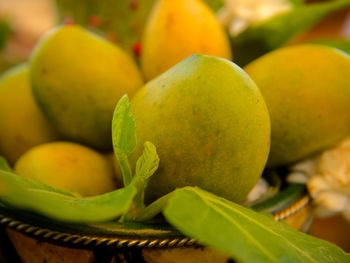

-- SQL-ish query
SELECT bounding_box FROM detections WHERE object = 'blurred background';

[0,0,349,257]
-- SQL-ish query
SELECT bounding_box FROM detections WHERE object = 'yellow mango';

[0,65,59,165]
[245,45,350,167]
[141,0,232,81]
[14,142,118,197]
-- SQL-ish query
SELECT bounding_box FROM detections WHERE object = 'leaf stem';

[116,151,133,186]
[133,192,174,222]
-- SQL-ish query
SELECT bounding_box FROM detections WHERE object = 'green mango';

[30,25,143,150]
[244,44,350,167]
[130,55,270,204]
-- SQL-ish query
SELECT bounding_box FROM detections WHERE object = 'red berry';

[132,42,142,56]
[88,15,102,27]
[63,18,75,26]
[129,0,139,10]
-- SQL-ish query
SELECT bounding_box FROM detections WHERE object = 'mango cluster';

[0,0,350,206]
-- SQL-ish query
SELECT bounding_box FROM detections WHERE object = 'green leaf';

[232,0,350,66]
[112,94,137,186]
[133,192,172,222]
[164,187,350,263]
[135,141,159,181]
[0,156,11,172]
[0,156,78,197]
[0,169,137,223]
[122,141,160,221]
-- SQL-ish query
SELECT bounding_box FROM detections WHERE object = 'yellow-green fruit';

[244,45,350,167]
[131,55,270,204]
[0,65,59,165]
[14,142,118,196]
[30,25,143,150]
[141,0,232,81]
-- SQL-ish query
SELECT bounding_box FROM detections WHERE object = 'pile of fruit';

[0,0,350,262]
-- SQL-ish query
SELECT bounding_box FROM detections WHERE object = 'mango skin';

[0,65,59,165]
[30,25,143,150]
[244,45,350,167]
[131,55,270,204]
[14,142,118,197]
[141,0,232,81]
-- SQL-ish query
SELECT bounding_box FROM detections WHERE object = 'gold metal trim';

[273,195,310,221]
[0,194,311,249]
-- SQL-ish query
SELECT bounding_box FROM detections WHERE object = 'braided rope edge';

[0,194,310,248]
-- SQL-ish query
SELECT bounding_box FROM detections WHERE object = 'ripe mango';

[130,55,270,204]
[30,25,143,150]
[0,65,59,165]
[244,45,350,167]
[141,0,232,81]
[14,142,118,197]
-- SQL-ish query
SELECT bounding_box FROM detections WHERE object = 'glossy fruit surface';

[0,65,58,165]
[141,0,232,81]
[131,55,270,204]
[14,142,118,197]
[245,44,350,167]
[30,25,143,150]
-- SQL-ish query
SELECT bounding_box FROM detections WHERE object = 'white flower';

[246,178,269,203]
[216,0,292,36]
[288,138,350,222]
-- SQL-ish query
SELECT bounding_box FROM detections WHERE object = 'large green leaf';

[0,169,137,223]
[164,187,350,263]
[0,156,78,197]
[232,0,350,66]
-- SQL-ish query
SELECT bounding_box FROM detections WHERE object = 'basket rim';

[0,192,311,249]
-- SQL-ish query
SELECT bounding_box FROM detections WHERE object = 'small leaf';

[122,141,160,221]
[135,141,160,181]
[0,169,137,223]
[112,95,137,156]
[164,187,350,263]
[112,94,137,186]
[232,0,350,66]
